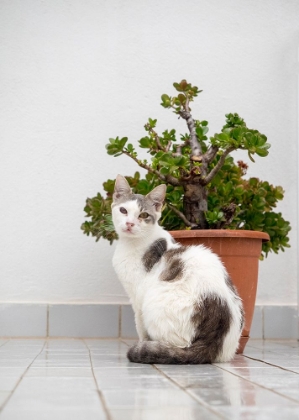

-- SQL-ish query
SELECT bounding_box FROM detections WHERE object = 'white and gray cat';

[112,175,244,364]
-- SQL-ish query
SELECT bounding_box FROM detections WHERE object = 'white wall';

[0,0,298,305]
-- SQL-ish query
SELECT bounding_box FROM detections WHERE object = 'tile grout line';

[120,338,129,348]
[118,305,122,338]
[82,339,112,420]
[0,339,47,414]
[215,360,299,405]
[120,339,299,409]
[152,364,226,419]
[0,339,10,349]
[244,343,293,353]
[119,339,227,417]
[46,304,50,337]
[262,306,265,339]
[243,354,299,375]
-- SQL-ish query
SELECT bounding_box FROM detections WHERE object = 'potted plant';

[81,80,291,352]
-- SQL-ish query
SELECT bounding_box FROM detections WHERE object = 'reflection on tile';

[156,363,219,375]
[109,406,220,420]
[31,360,92,368]
[85,339,129,352]
[0,408,107,420]
[44,339,87,350]
[222,367,299,389]
[246,339,299,352]
[0,391,11,406]
[2,378,103,413]
[94,366,160,377]
[189,383,298,407]
[13,376,97,393]
[26,367,94,377]
[218,406,299,420]
[157,365,238,389]
[102,389,199,408]
[272,387,299,402]
[1,338,299,418]
[96,373,174,390]
[214,354,271,368]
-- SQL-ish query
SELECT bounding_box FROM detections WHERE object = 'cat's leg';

[134,308,150,341]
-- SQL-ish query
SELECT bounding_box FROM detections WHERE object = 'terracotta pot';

[170,229,269,353]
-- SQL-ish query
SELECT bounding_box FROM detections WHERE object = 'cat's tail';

[127,339,226,365]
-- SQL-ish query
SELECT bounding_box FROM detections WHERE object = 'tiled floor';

[0,339,299,419]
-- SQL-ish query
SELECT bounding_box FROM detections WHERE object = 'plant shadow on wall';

[81,80,291,259]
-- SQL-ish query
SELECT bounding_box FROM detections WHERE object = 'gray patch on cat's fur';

[127,295,232,364]
[190,295,232,361]
[113,193,143,207]
[160,246,187,281]
[142,238,167,272]
[160,258,184,282]
[239,306,245,332]
[164,247,185,260]
[143,243,185,280]
[160,247,185,282]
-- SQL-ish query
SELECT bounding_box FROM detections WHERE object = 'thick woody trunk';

[183,183,208,229]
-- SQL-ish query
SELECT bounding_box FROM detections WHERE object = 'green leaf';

[255,148,269,157]
[126,143,135,153]
[148,118,157,128]
[248,152,255,162]
[161,94,171,107]
[177,93,186,104]
[105,136,128,156]
[139,137,151,148]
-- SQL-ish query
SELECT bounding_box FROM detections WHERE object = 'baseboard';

[0,303,298,339]
[250,305,298,339]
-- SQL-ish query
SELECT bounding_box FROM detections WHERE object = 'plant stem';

[122,151,180,187]
[145,124,165,151]
[182,182,208,229]
[204,145,219,164]
[167,202,197,228]
[173,140,190,157]
[178,100,202,161]
[203,146,235,185]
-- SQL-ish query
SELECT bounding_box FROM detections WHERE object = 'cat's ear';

[113,175,131,201]
[146,184,166,212]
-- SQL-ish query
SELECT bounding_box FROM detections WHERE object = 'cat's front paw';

[127,342,144,363]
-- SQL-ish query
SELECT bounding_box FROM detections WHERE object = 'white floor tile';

[1,338,299,419]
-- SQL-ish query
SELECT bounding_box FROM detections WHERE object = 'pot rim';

[170,229,270,242]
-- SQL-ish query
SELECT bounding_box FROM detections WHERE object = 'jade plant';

[81,80,291,258]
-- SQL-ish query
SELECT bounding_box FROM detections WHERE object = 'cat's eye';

[119,207,127,214]
[139,212,149,219]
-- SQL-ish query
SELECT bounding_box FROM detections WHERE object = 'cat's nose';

[126,221,135,227]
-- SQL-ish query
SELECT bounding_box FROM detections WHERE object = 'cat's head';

[111,175,166,239]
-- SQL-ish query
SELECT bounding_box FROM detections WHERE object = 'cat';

[112,174,244,364]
